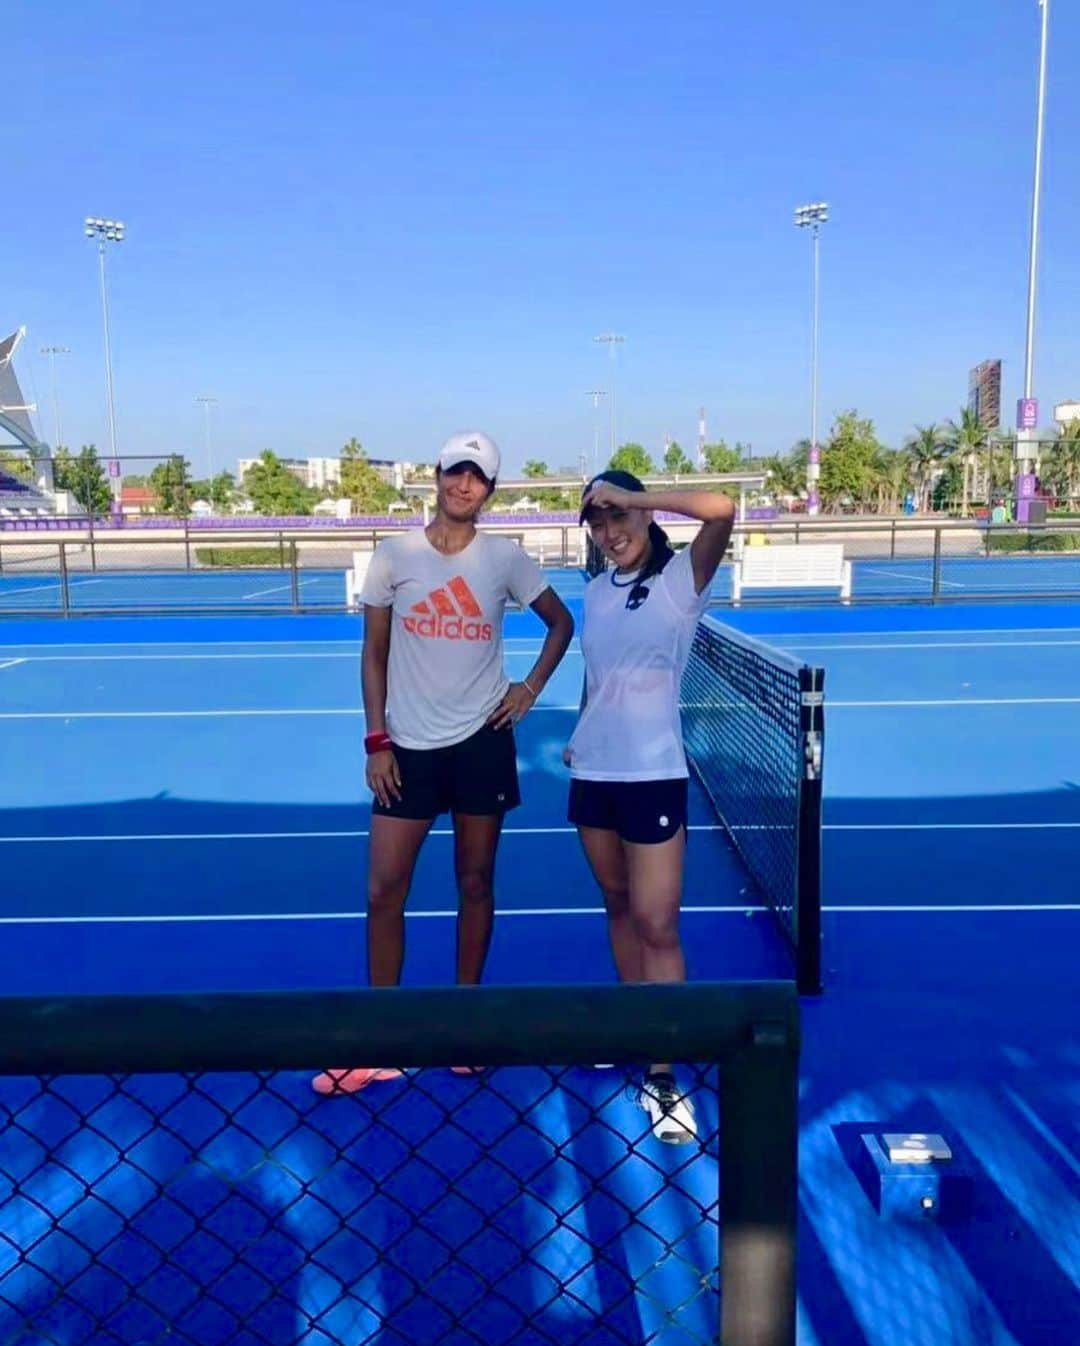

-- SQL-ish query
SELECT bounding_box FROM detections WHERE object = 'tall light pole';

[794,202,829,516]
[1016,0,1051,520]
[39,345,70,450]
[84,217,125,510]
[196,396,218,510]
[594,334,625,461]
[585,390,607,475]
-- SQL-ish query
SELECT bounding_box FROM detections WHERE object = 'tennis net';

[0,982,799,1346]
[681,618,825,993]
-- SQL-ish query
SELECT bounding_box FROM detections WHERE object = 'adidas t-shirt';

[362,529,548,750]
[568,545,711,781]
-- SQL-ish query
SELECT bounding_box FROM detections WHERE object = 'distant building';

[968,360,1002,432]
[237,455,412,491]
[120,485,159,516]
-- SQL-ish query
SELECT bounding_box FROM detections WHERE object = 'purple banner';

[808,445,821,466]
[1016,397,1038,431]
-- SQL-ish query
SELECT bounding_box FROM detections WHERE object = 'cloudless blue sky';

[8,0,1078,477]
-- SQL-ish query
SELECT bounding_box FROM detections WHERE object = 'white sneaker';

[637,1073,697,1145]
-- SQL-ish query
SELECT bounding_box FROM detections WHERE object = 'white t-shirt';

[568,545,711,781]
[363,529,548,750]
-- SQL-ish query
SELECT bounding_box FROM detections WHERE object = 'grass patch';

[987,531,1080,553]
[195,546,285,567]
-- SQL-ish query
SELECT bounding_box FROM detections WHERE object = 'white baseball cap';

[437,431,500,482]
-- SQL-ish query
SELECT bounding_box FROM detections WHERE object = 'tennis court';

[2,551,1079,612]
[0,590,1077,1343]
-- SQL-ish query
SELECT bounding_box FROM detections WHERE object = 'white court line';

[241,578,325,600]
[1,822,1075,844]
[737,625,1080,641]
[860,566,963,589]
[831,696,1080,708]
[0,658,26,671]
[0,644,581,664]
[0,903,1074,927]
[769,639,1080,652]
[8,696,1078,720]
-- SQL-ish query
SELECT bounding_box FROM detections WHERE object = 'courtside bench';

[345,551,373,610]
[731,542,852,603]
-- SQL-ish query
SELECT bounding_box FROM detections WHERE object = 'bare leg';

[452,812,504,984]
[576,826,640,982]
[367,813,435,985]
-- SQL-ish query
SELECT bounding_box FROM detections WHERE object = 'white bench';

[345,550,374,609]
[732,543,851,603]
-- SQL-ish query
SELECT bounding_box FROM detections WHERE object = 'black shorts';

[373,722,521,820]
[568,778,689,845]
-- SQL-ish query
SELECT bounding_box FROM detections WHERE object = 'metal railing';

[0,519,1077,615]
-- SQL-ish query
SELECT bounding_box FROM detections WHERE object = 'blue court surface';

[1,551,1079,611]
[0,590,1078,1344]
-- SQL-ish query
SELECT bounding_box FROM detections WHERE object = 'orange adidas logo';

[403,577,493,642]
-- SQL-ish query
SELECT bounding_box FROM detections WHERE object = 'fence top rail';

[0,982,798,1075]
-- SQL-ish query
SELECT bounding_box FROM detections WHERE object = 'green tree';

[339,438,398,514]
[1045,421,1080,508]
[53,445,111,514]
[0,450,33,483]
[663,442,694,475]
[522,459,549,478]
[149,456,192,516]
[872,448,909,514]
[701,441,742,473]
[820,412,884,511]
[188,471,237,512]
[761,454,802,498]
[608,442,653,476]
[243,450,318,516]
[903,423,949,512]
[944,407,986,514]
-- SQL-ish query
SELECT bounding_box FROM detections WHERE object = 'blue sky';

[8,1,1077,478]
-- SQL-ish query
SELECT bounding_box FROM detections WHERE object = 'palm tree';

[872,448,908,514]
[904,424,949,512]
[1045,421,1080,510]
[944,408,985,515]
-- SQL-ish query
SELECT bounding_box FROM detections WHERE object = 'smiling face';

[585,504,653,572]
[436,462,493,522]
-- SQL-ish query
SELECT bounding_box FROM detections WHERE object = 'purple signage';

[808,445,821,466]
[108,460,121,479]
[1016,398,1038,431]
[1016,473,1037,499]
[807,491,821,513]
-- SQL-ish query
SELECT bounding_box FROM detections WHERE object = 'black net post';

[721,1017,799,1346]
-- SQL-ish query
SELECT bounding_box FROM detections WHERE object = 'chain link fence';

[0,983,798,1346]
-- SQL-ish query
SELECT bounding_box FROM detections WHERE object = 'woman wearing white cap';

[314,432,574,1096]
[567,470,735,1143]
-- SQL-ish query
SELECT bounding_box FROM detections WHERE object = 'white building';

[237,455,413,491]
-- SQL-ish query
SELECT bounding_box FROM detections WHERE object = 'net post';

[289,540,300,609]
[796,665,824,995]
[183,518,192,571]
[932,526,943,599]
[890,518,897,559]
[720,1015,799,1346]
[58,541,70,614]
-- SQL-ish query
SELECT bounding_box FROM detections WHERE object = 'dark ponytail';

[639,520,675,585]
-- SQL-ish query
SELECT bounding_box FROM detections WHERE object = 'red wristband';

[365,732,392,755]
